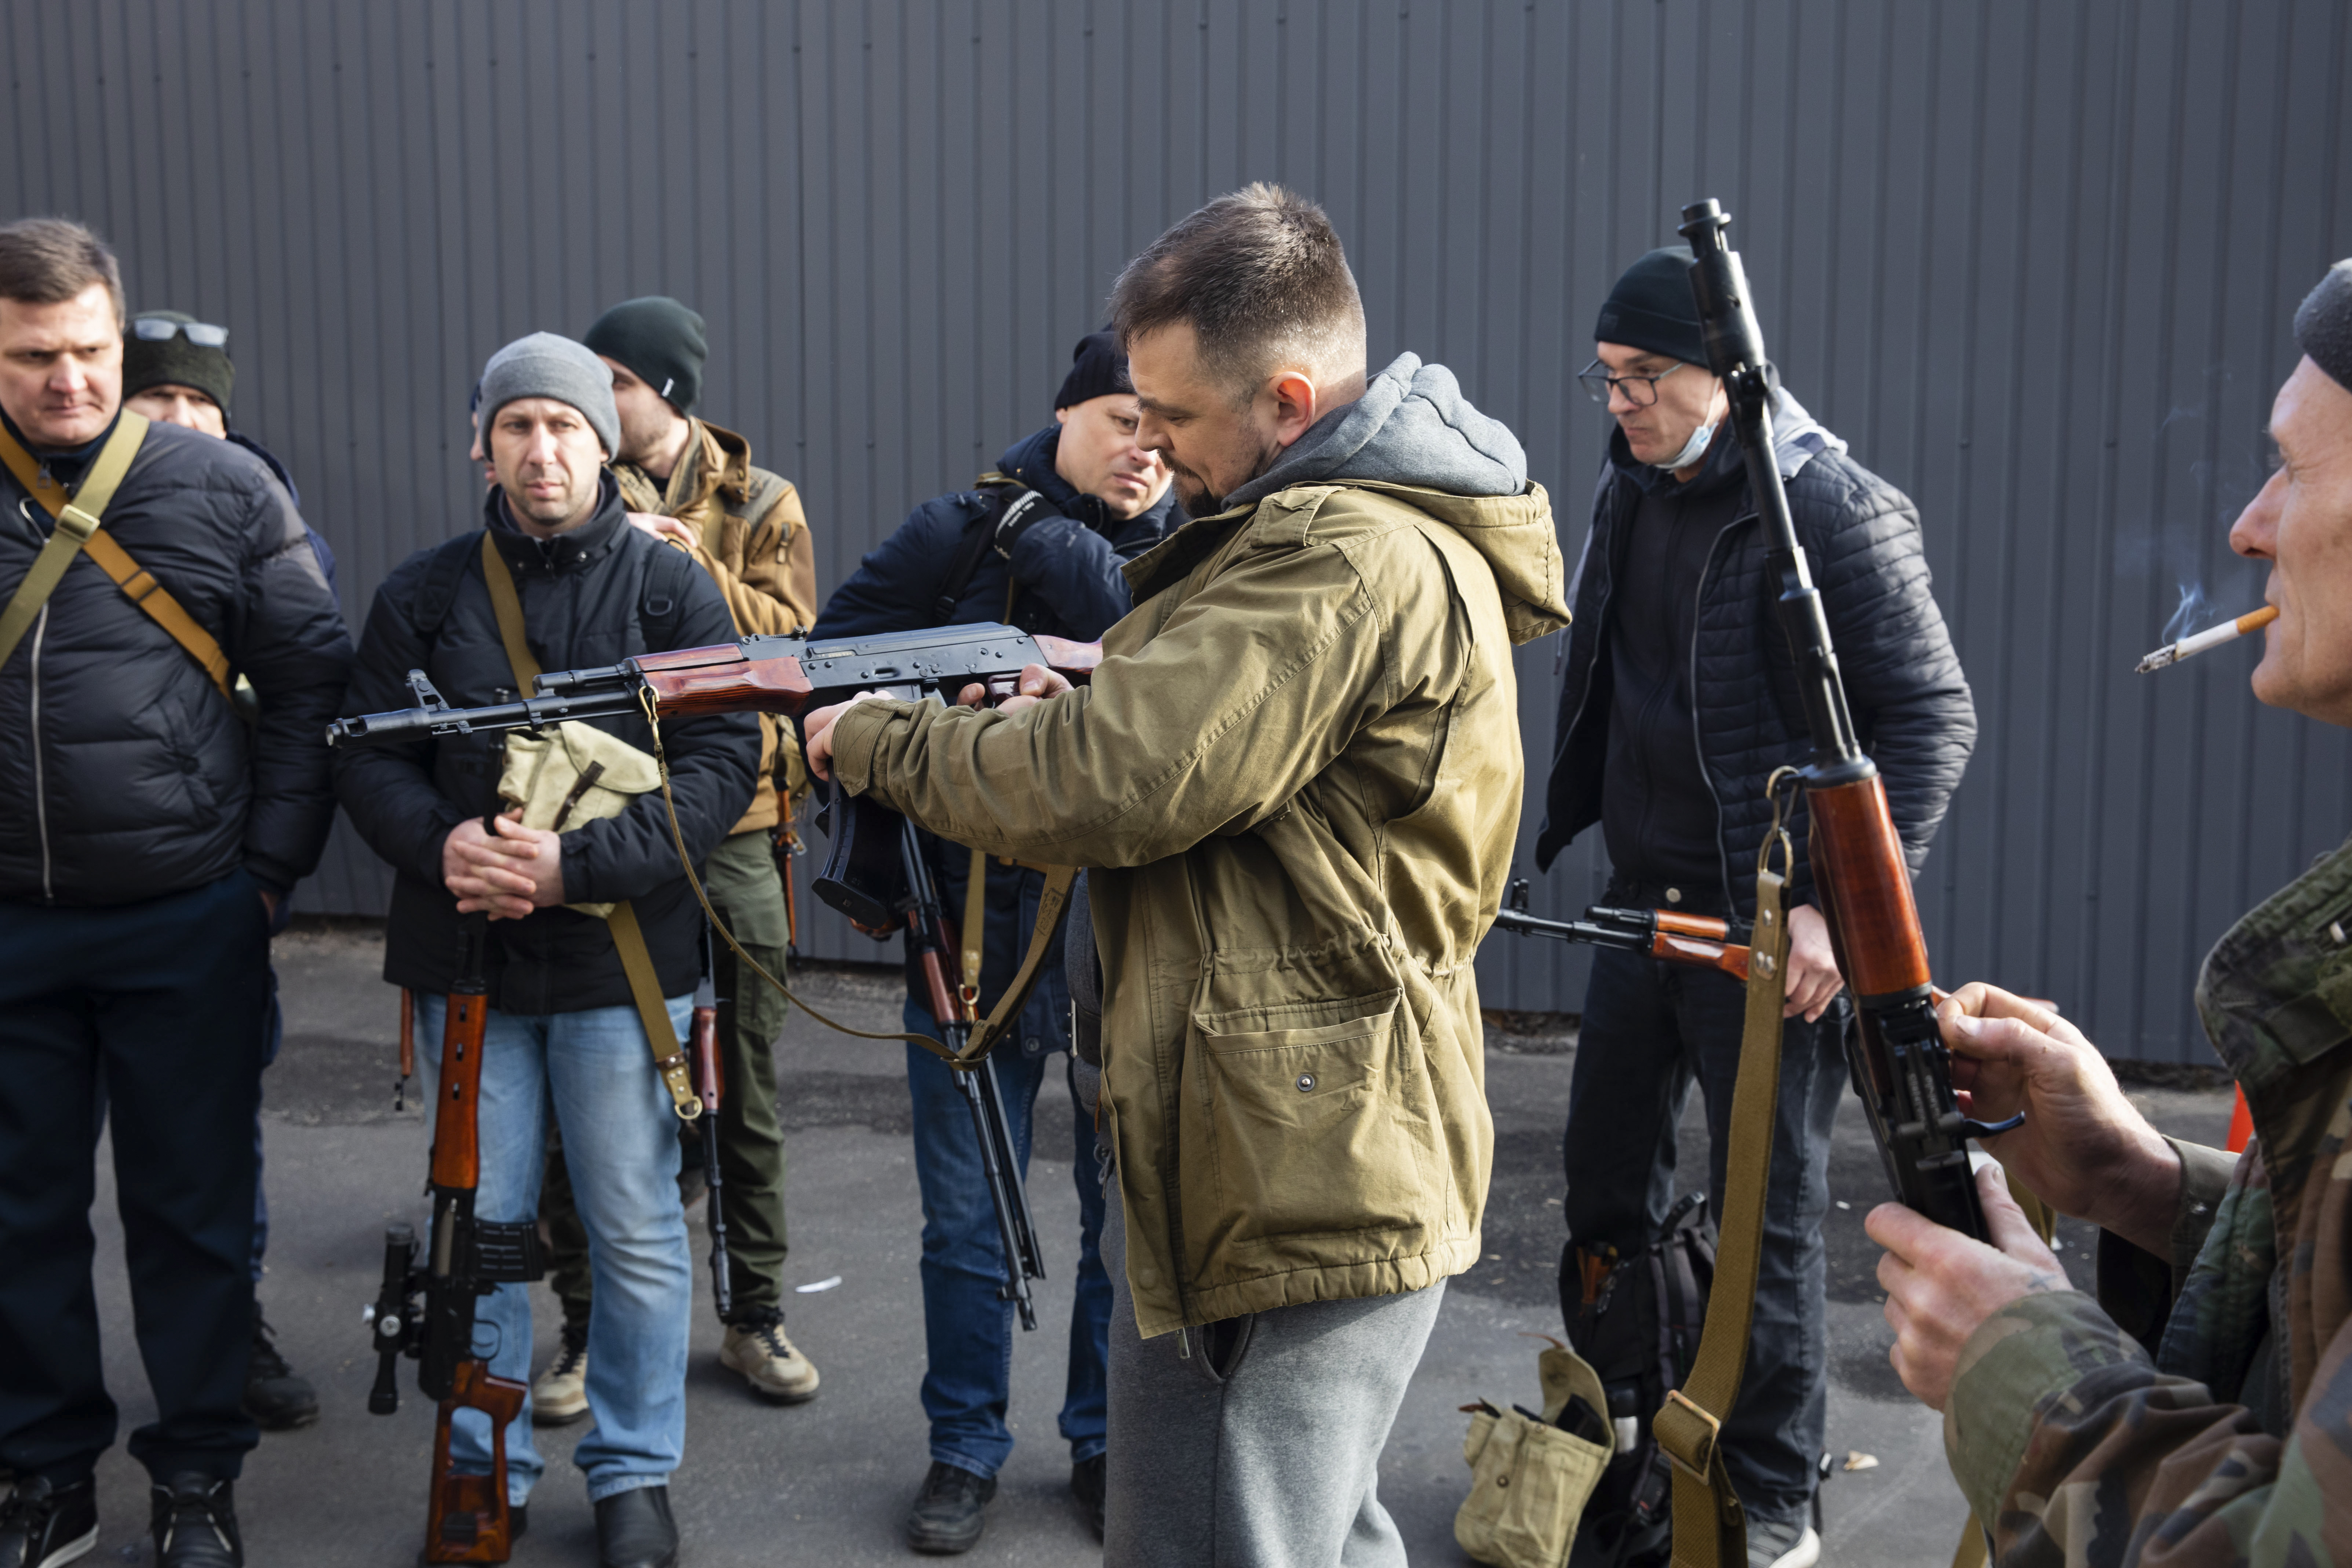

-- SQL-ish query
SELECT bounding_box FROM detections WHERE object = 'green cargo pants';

[542,828,795,1325]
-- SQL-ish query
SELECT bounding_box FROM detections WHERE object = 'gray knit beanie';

[477,332,619,459]
[2299,261,2352,394]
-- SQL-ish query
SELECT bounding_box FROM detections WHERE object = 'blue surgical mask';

[1654,419,1720,474]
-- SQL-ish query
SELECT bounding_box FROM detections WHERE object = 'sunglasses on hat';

[130,317,229,348]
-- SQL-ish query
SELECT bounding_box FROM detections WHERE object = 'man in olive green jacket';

[807,185,1570,1565]
[528,297,822,1422]
[1866,259,2352,1565]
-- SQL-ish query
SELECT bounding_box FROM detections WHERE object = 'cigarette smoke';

[2161,581,2216,644]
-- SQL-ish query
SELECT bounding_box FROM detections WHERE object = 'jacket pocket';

[1184,987,1430,1249]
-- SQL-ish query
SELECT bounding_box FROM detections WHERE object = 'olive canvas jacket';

[1944,831,2352,1564]
[615,417,813,832]
[830,470,1571,1335]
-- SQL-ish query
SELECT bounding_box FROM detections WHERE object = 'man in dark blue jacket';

[1536,249,1976,1568]
[0,221,352,1568]
[811,330,1175,1554]
[336,334,758,1568]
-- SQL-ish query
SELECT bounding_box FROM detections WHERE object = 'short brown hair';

[0,218,125,325]
[1110,183,1365,400]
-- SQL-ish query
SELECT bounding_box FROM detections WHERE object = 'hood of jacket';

[1130,355,1566,645]
[1227,352,1527,508]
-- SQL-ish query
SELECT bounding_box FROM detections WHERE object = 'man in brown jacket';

[529,296,822,1419]
[806,185,1571,1566]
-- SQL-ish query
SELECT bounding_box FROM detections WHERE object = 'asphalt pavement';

[57,921,2232,1566]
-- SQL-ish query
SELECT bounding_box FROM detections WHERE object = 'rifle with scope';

[329,622,1091,1332]
[364,884,544,1564]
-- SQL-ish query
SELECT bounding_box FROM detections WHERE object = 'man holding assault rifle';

[1869,262,2352,1562]
[334,333,758,1568]
[1531,233,1976,1565]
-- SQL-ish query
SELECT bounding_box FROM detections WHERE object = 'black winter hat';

[583,296,708,416]
[123,310,234,417]
[1054,329,1132,411]
[1594,247,1707,367]
[2296,259,2352,394]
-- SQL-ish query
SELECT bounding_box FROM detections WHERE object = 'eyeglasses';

[130,317,229,348]
[1577,358,1686,407]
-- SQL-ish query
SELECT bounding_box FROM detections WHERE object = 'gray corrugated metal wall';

[8,0,2348,1061]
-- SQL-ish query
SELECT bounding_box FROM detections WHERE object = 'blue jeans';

[252,968,281,1283]
[903,998,1111,1477]
[1563,946,1847,1528]
[413,993,693,1504]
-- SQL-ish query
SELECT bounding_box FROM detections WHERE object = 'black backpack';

[1559,1192,1715,1568]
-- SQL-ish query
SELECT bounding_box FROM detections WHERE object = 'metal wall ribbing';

[8,0,2348,1059]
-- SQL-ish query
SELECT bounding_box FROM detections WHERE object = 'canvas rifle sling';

[1652,795,1798,1568]
[479,532,700,1120]
[0,413,231,699]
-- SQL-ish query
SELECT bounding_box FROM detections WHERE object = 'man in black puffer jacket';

[1534,248,1975,1568]
[0,220,351,1568]
[335,334,757,1568]
[811,329,1176,1554]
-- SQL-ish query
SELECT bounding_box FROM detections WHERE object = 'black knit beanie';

[583,296,708,416]
[123,310,234,417]
[1054,329,1132,410]
[2296,259,2352,393]
[1594,246,1707,366]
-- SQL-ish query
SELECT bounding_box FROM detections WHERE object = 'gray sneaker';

[531,1323,590,1426]
[1747,1519,1820,1568]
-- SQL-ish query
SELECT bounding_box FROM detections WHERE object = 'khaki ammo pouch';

[1456,1339,1617,1568]
[0,413,236,703]
[478,532,699,1121]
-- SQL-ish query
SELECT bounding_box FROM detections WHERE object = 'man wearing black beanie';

[808,330,1175,1553]
[1534,247,1977,1568]
[530,297,822,1420]
[121,306,339,1442]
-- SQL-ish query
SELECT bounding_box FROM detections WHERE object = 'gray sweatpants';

[1100,1191,1445,1567]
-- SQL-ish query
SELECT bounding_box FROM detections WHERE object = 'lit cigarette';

[2136,604,2279,673]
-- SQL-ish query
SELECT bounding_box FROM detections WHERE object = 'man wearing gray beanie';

[333,332,761,1568]
[1871,258,2352,1560]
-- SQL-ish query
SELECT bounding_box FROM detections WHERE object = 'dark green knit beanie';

[123,310,234,417]
[583,296,707,416]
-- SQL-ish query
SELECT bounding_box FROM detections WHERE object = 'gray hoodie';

[1225,352,1528,509]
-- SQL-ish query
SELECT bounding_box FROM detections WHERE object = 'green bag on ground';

[1456,1339,1616,1568]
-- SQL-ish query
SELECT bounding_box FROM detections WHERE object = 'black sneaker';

[1070,1454,1106,1542]
[0,1476,98,1568]
[593,1485,677,1568]
[149,1474,241,1568]
[905,1462,995,1556]
[243,1305,319,1430]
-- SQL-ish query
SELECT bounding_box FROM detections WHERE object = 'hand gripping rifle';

[331,623,1093,1333]
[1671,200,2021,1241]
[365,878,546,1565]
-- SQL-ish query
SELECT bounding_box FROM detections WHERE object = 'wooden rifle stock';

[398,899,536,1564]
[691,951,731,1322]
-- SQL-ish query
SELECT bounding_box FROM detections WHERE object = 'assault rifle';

[1676,200,2019,1241]
[330,623,1093,1332]
[365,891,545,1564]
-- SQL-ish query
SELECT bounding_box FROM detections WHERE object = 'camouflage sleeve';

[1942,1288,2352,1565]
[2097,1139,2245,1354]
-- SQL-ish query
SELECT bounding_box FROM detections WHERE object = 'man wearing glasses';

[1532,246,1976,1568]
